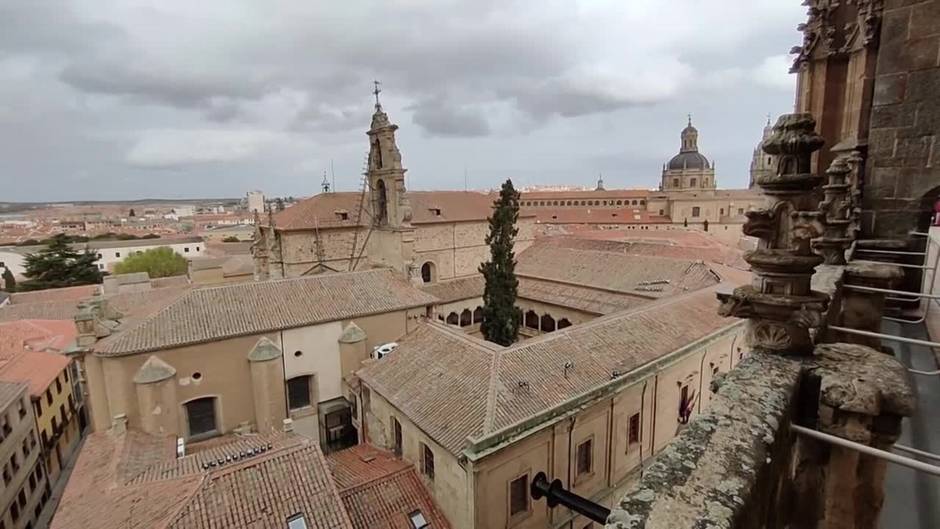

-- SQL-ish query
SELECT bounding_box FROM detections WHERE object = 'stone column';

[133,356,179,436]
[247,337,285,434]
[807,343,914,529]
[835,262,903,349]
[718,114,829,355]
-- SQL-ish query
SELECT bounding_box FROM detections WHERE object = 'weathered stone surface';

[607,353,801,529]
[810,343,916,419]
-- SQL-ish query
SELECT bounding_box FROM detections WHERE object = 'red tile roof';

[0,351,70,397]
[9,285,99,305]
[52,431,355,529]
[271,191,534,231]
[327,445,452,529]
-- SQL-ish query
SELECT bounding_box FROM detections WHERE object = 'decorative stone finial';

[717,113,829,355]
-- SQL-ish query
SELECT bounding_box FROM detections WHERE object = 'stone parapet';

[605,342,915,529]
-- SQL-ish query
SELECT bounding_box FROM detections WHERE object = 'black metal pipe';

[530,471,611,524]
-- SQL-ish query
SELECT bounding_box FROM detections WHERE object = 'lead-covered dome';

[668,151,710,170]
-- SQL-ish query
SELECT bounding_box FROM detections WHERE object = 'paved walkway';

[879,319,940,529]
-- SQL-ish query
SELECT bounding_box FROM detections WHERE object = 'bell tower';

[364,83,419,282]
[367,81,412,229]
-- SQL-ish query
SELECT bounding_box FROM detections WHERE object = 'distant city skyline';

[0,1,804,202]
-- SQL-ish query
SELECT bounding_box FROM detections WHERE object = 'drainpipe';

[697,347,708,414]
[649,375,658,455]
[639,381,647,474]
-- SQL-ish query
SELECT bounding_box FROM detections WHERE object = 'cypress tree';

[479,179,522,346]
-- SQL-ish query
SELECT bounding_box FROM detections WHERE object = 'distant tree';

[141,233,160,239]
[2,268,15,292]
[222,236,240,243]
[18,234,103,291]
[129,208,136,217]
[275,198,285,211]
[92,232,117,240]
[16,239,40,247]
[479,179,522,346]
[113,247,188,278]
[116,233,140,240]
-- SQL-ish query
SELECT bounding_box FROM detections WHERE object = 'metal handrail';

[894,443,940,462]
[856,248,927,256]
[845,284,940,300]
[791,424,940,477]
[851,260,932,270]
[828,325,940,349]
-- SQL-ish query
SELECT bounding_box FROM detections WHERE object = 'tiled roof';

[544,233,749,270]
[0,300,82,323]
[271,191,534,231]
[328,445,452,529]
[359,286,734,454]
[518,277,647,315]
[96,269,437,356]
[52,431,354,529]
[9,285,99,304]
[419,275,484,303]
[516,242,720,299]
[0,381,27,411]
[0,320,74,396]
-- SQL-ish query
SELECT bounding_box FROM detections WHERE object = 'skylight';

[409,510,429,529]
[287,514,308,529]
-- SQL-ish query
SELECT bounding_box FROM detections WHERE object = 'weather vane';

[372,80,382,111]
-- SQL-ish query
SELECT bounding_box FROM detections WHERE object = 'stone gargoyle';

[742,208,775,240]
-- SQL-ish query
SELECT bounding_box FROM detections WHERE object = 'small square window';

[184,247,190,253]
[509,474,529,517]
[628,413,640,445]
[115,252,121,258]
[576,438,593,476]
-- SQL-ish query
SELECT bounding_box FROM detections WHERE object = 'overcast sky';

[0,1,806,202]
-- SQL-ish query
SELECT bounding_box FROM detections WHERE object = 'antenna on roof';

[321,171,331,194]
[331,159,336,193]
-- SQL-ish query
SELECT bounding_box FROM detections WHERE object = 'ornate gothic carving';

[717,114,830,355]
[813,155,855,264]
[791,0,884,72]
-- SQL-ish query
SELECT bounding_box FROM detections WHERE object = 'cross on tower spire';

[372,80,382,111]
[687,113,692,127]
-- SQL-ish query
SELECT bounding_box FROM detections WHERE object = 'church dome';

[668,151,710,170]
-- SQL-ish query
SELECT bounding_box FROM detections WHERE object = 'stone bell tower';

[364,83,420,282]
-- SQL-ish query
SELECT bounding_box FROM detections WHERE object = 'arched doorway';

[375,179,388,225]
[524,310,539,330]
[473,306,483,323]
[446,312,459,325]
[460,309,472,327]
[540,314,556,332]
[558,318,572,329]
[184,396,218,440]
[420,261,435,283]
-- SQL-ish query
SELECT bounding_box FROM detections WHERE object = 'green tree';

[113,247,188,278]
[222,236,240,243]
[129,208,136,217]
[2,268,15,292]
[479,179,522,346]
[18,234,103,291]
[275,198,285,211]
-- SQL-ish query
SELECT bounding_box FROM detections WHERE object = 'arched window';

[631,200,638,206]
[185,397,218,440]
[558,318,572,329]
[438,314,444,321]
[375,179,388,225]
[460,309,472,327]
[525,310,539,329]
[540,314,556,332]
[616,200,622,205]
[640,200,646,205]
[580,201,586,206]
[473,306,483,323]
[446,312,459,325]
[420,262,435,284]
[692,206,701,217]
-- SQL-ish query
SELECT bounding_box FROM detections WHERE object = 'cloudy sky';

[0,1,806,202]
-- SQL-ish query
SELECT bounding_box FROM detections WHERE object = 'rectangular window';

[185,397,218,439]
[576,438,593,476]
[628,413,641,445]
[392,418,402,456]
[738,208,744,215]
[55,378,62,394]
[509,474,529,517]
[115,252,120,258]
[421,443,434,480]
[45,390,52,406]
[286,376,312,410]
[691,206,701,217]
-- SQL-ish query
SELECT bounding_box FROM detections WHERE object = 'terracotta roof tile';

[359,287,734,454]
[516,242,720,299]
[271,191,533,231]
[419,275,484,303]
[517,278,648,315]
[52,431,354,529]
[327,445,452,529]
[9,285,99,304]
[96,269,436,356]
